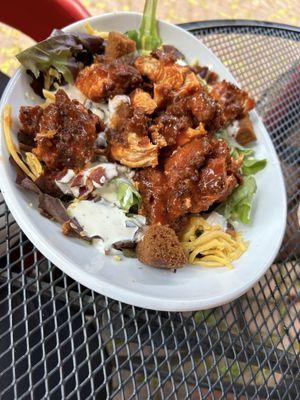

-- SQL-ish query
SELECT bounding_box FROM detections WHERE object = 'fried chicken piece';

[19,105,43,137]
[75,63,108,101]
[164,137,211,186]
[104,31,136,58]
[110,132,158,168]
[149,113,192,147]
[136,225,187,269]
[176,123,206,146]
[164,138,212,220]
[210,80,255,125]
[76,58,142,101]
[134,168,168,225]
[134,55,187,106]
[130,89,157,114]
[135,138,237,225]
[177,72,202,97]
[190,156,237,213]
[107,103,158,168]
[32,90,99,170]
[134,55,162,81]
[188,91,224,132]
[153,83,173,108]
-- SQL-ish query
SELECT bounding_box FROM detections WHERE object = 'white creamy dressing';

[67,200,144,254]
[206,212,228,231]
[62,84,86,103]
[85,100,110,123]
[99,181,118,204]
[175,59,188,66]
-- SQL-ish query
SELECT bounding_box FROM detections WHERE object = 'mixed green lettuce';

[217,176,257,224]
[114,179,141,213]
[16,30,104,96]
[216,130,266,224]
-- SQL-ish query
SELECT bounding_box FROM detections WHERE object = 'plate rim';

[0,12,287,311]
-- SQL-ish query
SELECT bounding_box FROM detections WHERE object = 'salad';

[3,0,266,269]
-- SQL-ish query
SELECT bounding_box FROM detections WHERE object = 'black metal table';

[0,20,299,400]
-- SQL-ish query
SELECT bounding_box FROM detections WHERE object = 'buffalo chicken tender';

[76,57,143,101]
[210,80,255,125]
[134,55,188,106]
[136,225,187,269]
[107,102,158,168]
[130,89,157,114]
[19,90,99,170]
[104,31,136,58]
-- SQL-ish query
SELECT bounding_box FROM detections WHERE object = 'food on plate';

[180,215,248,268]
[136,225,187,268]
[3,0,267,270]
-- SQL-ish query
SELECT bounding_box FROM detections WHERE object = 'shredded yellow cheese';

[42,89,56,101]
[181,216,248,269]
[25,152,43,178]
[84,22,109,39]
[3,105,36,181]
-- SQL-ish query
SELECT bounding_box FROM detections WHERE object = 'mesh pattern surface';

[0,23,299,400]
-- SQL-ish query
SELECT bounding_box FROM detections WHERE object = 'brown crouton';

[235,114,257,145]
[105,32,136,58]
[136,225,187,269]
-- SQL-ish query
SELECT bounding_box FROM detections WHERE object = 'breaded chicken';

[31,90,99,170]
[108,102,158,168]
[210,80,255,125]
[76,58,142,101]
[130,89,157,114]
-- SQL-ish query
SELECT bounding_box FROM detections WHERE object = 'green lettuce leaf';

[16,30,104,96]
[241,158,267,175]
[216,130,267,175]
[16,34,81,83]
[125,0,162,52]
[217,176,257,224]
[114,179,141,213]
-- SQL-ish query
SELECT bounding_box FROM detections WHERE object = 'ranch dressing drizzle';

[67,200,141,254]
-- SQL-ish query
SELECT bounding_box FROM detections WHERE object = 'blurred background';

[0,0,299,76]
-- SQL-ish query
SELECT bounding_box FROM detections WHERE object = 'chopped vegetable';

[16,30,104,96]
[241,158,267,175]
[217,176,257,224]
[126,0,162,52]
[114,179,141,213]
[216,129,267,176]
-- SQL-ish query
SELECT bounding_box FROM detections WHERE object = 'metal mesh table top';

[0,21,299,400]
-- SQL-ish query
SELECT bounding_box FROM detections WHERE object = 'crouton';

[130,89,157,114]
[235,114,257,145]
[105,32,136,58]
[136,225,187,269]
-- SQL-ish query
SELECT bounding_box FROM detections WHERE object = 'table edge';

[178,19,300,33]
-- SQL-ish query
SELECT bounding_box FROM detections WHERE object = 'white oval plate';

[0,12,286,311]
